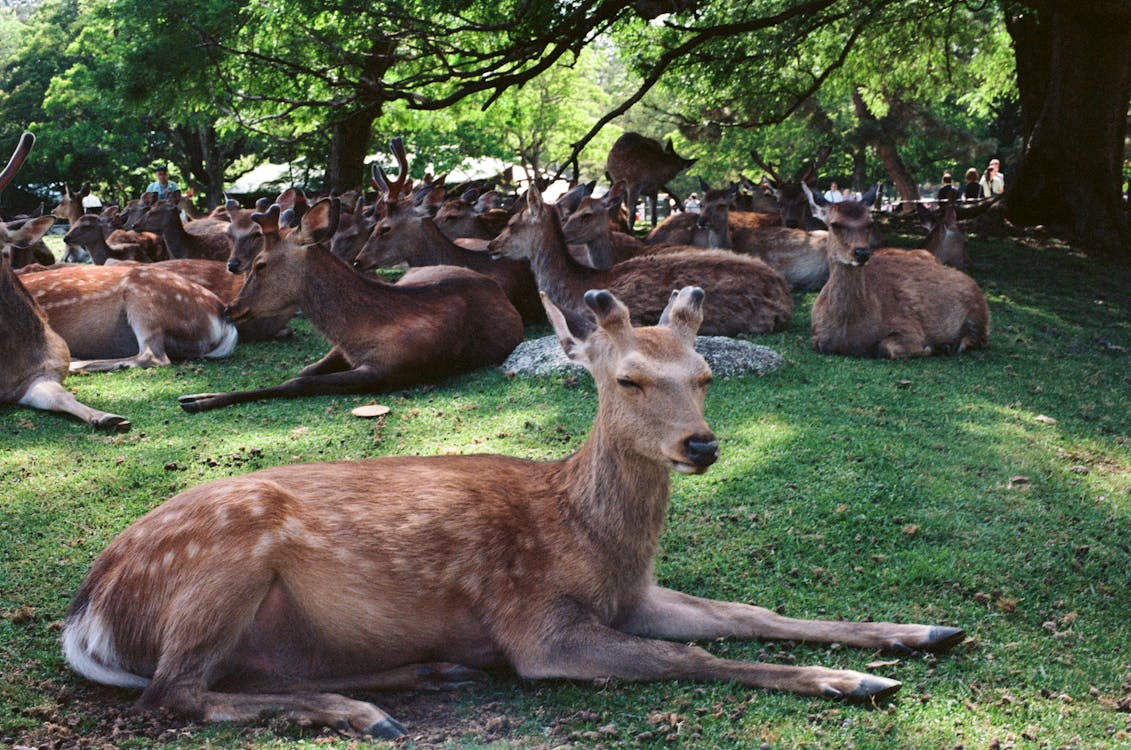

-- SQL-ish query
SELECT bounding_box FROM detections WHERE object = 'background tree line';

[0,0,1127,258]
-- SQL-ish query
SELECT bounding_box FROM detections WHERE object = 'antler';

[0,132,34,193]
[798,145,833,185]
[748,148,783,184]
[373,137,412,204]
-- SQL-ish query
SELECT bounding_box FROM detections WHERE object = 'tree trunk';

[852,89,919,209]
[323,107,381,193]
[1004,1,1131,257]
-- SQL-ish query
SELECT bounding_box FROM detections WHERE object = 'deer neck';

[0,269,49,366]
[706,218,731,250]
[556,406,672,579]
[418,218,466,265]
[821,258,878,326]
[580,223,616,269]
[299,247,398,334]
[529,210,599,308]
[159,213,191,258]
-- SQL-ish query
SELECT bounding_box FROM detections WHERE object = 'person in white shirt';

[823,182,844,203]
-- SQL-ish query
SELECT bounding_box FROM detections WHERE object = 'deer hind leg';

[620,586,964,655]
[18,378,131,431]
[507,604,901,703]
[876,332,932,359]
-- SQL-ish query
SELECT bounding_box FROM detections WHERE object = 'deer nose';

[852,247,872,264]
[227,259,241,273]
[684,434,719,469]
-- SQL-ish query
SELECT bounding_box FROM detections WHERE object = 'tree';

[1004,1,1131,256]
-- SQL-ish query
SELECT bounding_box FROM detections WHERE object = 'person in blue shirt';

[145,166,180,201]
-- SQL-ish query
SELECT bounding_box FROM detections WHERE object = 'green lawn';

[2,227,1129,748]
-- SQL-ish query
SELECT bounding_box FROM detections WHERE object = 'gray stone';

[502,335,785,378]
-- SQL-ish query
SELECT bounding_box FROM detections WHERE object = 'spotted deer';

[1,134,130,430]
[605,132,696,229]
[805,184,989,357]
[64,285,963,739]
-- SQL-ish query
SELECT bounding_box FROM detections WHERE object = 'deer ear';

[526,187,545,217]
[6,215,55,246]
[605,180,627,207]
[297,198,340,244]
[859,183,879,207]
[801,182,828,220]
[659,286,705,343]
[542,292,591,366]
[251,204,281,233]
[584,288,633,340]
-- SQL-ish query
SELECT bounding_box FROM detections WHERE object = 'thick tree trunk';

[1004,1,1131,257]
[852,89,918,209]
[323,107,380,193]
[174,124,244,209]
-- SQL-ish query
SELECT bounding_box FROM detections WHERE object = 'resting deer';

[805,184,989,358]
[134,200,232,261]
[432,188,509,241]
[649,181,830,291]
[21,263,238,371]
[1,134,130,430]
[606,132,696,229]
[560,181,659,268]
[489,187,792,336]
[353,143,543,323]
[749,146,832,229]
[916,203,971,271]
[178,198,524,412]
[64,285,964,739]
[63,214,167,264]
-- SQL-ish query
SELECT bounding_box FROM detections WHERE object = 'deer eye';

[378,225,391,236]
[616,377,642,391]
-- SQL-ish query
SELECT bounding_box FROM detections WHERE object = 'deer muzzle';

[852,247,872,266]
[677,433,719,474]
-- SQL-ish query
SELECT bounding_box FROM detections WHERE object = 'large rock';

[502,335,785,377]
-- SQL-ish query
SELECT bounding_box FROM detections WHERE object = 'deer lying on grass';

[805,185,989,358]
[21,263,237,371]
[64,285,964,739]
[353,151,543,323]
[178,198,524,412]
[916,203,971,271]
[489,187,792,336]
[432,188,509,241]
[750,146,832,229]
[1,133,130,431]
[134,200,232,261]
[648,181,830,291]
[63,214,167,264]
[560,181,660,268]
[606,132,696,229]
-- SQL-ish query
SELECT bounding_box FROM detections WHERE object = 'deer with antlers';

[804,184,989,358]
[64,285,964,739]
[1,133,130,430]
[749,146,833,229]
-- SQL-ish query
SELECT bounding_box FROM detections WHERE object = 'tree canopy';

[0,0,1126,254]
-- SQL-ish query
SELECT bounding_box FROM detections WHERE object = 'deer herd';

[0,130,989,739]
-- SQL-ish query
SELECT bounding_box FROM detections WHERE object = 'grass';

[2,226,1130,748]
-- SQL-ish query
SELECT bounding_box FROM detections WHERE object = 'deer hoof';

[845,676,902,704]
[922,626,965,652]
[365,716,407,740]
[93,415,132,433]
[178,394,211,413]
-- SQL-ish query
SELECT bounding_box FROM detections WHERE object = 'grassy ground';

[2,226,1129,749]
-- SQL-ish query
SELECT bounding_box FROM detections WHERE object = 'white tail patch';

[62,610,149,690]
[205,319,239,359]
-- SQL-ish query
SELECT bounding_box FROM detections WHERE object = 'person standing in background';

[979,159,1004,197]
[146,166,180,201]
[961,167,982,201]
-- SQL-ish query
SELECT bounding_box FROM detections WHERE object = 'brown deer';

[749,146,832,229]
[353,148,543,323]
[51,182,89,262]
[805,184,989,358]
[560,181,660,268]
[1,134,130,430]
[488,188,792,336]
[916,203,971,271]
[648,181,830,291]
[177,198,524,412]
[21,263,238,371]
[64,285,964,739]
[433,188,509,240]
[134,200,232,261]
[606,132,696,229]
[3,214,57,268]
[63,214,167,264]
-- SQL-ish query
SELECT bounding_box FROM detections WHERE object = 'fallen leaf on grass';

[902,524,920,536]
[1034,414,1058,424]
[351,404,390,418]
[1008,475,1031,489]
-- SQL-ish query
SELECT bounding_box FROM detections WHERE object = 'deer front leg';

[620,585,964,654]
[297,346,351,377]
[509,613,899,703]
[179,364,387,412]
[19,378,131,432]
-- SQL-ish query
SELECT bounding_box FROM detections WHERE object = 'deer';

[353,142,544,323]
[0,134,131,430]
[133,199,232,261]
[51,182,90,262]
[3,214,58,268]
[63,214,167,264]
[487,187,793,336]
[177,198,524,412]
[749,146,832,229]
[804,184,989,358]
[916,203,971,271]
[21,262,237,372]
[606,132,696,230]
[432,188,509,241]
[64,284,965,739]
[648,181,830,291]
